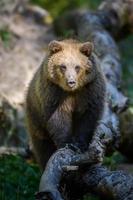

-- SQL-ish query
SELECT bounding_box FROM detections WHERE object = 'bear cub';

[26,39,106,169]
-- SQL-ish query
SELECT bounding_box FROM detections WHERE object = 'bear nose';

[67,81,76,88]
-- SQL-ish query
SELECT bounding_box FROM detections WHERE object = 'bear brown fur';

[26,39,106,169]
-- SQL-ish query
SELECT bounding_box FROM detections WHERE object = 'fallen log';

[83,165,133,200]
[37,146,133,200]
[36,0,133,199]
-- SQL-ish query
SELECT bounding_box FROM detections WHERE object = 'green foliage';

[83,194,100,200]
[0,27,12,48]
[0,155,41,200]
[30,0,102,17]
[103,152,126,170]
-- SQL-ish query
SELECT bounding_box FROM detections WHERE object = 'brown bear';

[26,39,106,170]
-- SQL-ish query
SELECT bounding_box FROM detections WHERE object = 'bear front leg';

[64,109,102,167]
[73,110,98,152]
[35,110,74,199]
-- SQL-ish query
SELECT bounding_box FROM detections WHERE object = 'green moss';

[103,152,126,170]
[83,194,100,200]
[0,155,41,200]
[0,27,12,48]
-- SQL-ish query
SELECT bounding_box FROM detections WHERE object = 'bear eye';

[75,65,80,73]
[60,64,66,72]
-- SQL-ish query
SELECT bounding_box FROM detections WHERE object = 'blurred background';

[0,0,133,200]
[31,0,102,17]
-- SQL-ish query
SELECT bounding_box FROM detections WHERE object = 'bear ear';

[48,40,62,54]
[80,42,94,57]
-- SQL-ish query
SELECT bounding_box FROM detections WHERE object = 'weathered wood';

[83,165,133,200]
[37,146,133,200]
